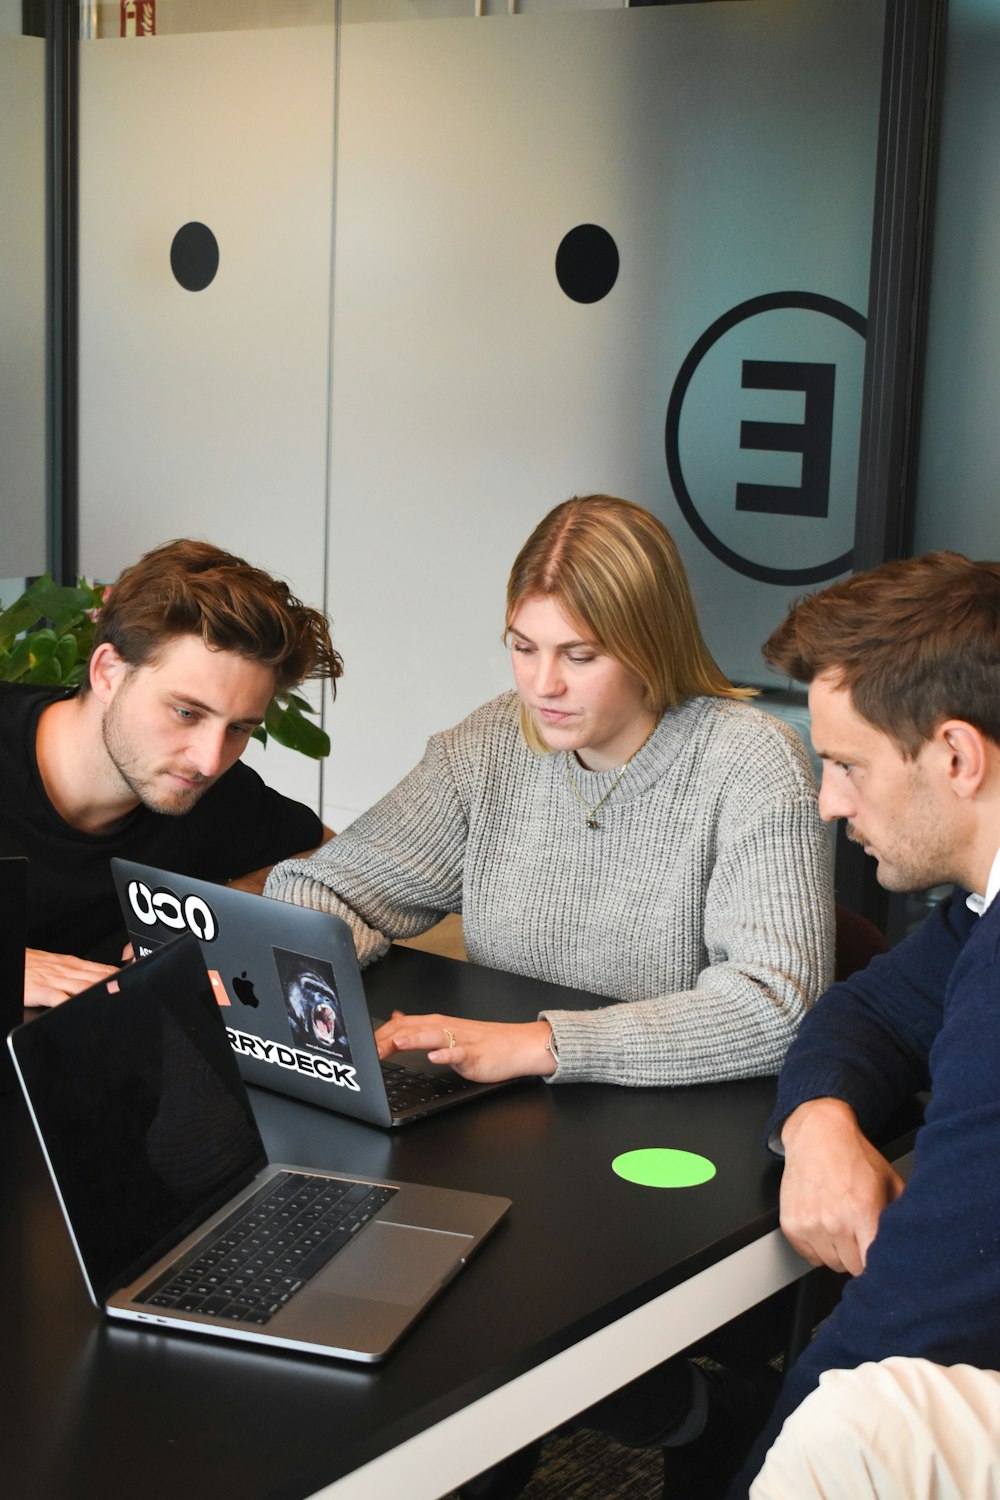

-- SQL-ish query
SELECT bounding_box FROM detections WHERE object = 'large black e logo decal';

[666,292,866,586]
[737,359,835,519]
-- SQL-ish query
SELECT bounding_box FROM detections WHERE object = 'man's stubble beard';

[846,815,959,896]
[101,689,209,817]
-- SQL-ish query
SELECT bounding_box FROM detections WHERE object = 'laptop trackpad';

[332,1222,470,1307]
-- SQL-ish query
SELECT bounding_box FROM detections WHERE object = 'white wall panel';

[78,27,337,810]
[326,2,882,823]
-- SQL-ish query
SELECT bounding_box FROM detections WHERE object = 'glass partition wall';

[54,0,943,928]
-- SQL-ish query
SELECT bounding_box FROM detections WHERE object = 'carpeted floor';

[440,1427,664,1500]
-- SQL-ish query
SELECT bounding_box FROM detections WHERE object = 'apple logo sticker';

[232,971,260,1008]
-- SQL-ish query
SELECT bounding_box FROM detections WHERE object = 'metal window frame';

[837,0,948,930]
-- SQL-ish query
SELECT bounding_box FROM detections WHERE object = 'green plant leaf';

[23,577,94,635]
[0,576,99,687]
[27,633,64,684]
[263,699,285,737]
[55,633,80,678]
[0,597,44,645]
[1,637,33,680]
[262,696,330,759]
[27,628,57,656]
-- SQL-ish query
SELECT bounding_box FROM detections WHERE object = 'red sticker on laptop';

[207,969,232,1007]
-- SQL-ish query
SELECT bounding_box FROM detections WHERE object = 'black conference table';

[1,946,859,1500]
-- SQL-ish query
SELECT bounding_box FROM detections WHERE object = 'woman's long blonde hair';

[506,495,754,752]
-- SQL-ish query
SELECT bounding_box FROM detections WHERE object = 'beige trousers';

[750,1358,1000,1500]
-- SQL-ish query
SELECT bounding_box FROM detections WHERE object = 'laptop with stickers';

[7,933,509,1363]
[110,857,514,1127]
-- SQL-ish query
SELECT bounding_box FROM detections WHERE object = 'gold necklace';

[564,719,659,830]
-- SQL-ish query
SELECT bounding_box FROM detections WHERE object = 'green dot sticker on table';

[612,1147,717,1188]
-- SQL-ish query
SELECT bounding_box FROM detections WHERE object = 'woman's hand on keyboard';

[374,1011,557,1082]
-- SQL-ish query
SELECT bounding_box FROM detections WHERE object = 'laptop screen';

[11,935,265,1302]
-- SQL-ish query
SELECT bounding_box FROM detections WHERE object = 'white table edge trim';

[311,1226,810,1499]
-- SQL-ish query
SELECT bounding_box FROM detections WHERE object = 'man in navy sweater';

[729,551,1000,1498]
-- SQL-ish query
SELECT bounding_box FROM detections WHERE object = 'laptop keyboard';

[138,1170,396,1326]
[381,1060,479,1111]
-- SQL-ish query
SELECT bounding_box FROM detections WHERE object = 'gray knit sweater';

[265,691,833,1087]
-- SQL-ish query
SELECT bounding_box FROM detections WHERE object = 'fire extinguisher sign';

[121,1,156,37]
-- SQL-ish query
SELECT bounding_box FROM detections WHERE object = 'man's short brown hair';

[763,551,1000,757]
[85,539,343,697]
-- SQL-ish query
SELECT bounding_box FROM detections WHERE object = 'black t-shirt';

[0,682,323,960]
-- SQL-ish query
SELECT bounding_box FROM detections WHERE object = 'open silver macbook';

[7,934,510,1362]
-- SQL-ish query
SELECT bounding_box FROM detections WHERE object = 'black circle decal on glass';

[665,291,866,586]
[555,224,619,304]
[170,222,219,292]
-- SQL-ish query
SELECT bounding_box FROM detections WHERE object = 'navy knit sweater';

[730,887,1000,1495]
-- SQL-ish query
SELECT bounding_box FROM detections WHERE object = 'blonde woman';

[266,495,832,1087]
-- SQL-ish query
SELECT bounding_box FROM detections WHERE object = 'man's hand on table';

[779,1096,906,1277]
[24,948,119,1009]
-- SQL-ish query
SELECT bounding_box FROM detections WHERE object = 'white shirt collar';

[966,845,1000,915]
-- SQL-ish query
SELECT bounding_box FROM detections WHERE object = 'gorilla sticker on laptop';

[273,948,353,1061]
[225,946,359,1091]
